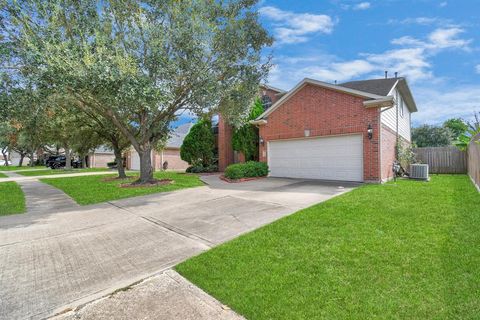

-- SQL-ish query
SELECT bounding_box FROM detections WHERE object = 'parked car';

[47,156,82,169]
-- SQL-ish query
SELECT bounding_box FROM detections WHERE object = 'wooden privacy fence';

[413,146,467,174]
[468,134,480,191]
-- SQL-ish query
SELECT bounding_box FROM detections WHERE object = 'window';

[400,98,404,118]
[261,95,273,110]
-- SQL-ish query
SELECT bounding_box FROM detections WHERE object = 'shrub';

[180,120,215,167]
[186,164,218,173]
[224,161,268,180]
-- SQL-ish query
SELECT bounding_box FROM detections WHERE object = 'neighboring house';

[88,146,116,168]
[218,76,417,183]
[126,122,194,171]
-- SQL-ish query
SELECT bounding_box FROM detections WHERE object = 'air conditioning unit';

[410,164,429,180]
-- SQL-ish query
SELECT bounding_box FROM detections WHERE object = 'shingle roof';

[339,78,400,96]
[167,122,194,149]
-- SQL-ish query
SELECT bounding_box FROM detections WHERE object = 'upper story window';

[400,98,404,118]
[261,95,273,110]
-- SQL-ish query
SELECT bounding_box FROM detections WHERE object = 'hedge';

[224,161,268,180]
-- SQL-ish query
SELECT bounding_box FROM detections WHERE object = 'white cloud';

[476,64,480,74]
[439,1,448,7]
[259,6,334,44]
[413,84,480,124]
[353,2,371,10]
[388,17,446,26]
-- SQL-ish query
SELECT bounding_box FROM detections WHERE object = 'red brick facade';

[258,84,381,182]
[217,86,282,171]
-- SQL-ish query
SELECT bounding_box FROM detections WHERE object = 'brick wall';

[381,125,397,181]
[217,87,283,171]
[258,83,382,182]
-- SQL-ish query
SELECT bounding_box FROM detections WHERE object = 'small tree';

[232,98,264,161]
[180,120,215,167]
[412,125,452,147]
[443,118,468,141]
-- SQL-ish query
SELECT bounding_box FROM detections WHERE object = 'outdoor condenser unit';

[410,164,429,180]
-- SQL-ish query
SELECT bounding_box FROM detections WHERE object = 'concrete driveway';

[0,175,358,319]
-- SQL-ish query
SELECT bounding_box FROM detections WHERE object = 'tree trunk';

[29,151,35,167]
[113,146,127,179]
[80,154,86,168]
[1,148,8,166]
[19,154,25,167]
[65,148,72,170]
[136,146,154,184]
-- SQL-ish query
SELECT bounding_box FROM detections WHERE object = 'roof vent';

[384,71,388,79]
[395,72,398,78]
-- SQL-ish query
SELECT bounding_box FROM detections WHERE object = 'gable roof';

[340,78,400,96]
[260,84,286,94]
[167,122,194,149]
[255,78,387,121]
[341,77,417,112]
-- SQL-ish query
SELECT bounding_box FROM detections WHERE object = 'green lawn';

[0,165,45,171]
[0,182,26,216]
[176,175,480,320]
[41,172,204,205]
[0,172,7,178]
[16,167,111,176]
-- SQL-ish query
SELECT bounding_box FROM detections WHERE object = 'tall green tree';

[232,98,264,161]
[3,0,272,184]
[443,118,468,141]
[412,125,452,147]
[180,120,215,167]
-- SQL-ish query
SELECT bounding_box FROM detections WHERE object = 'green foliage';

[453,127,480,151]
[186,165,218,173]
[4,0,272,182]
[443,118,468,141]
[180,120,215,167]
[412,125,452,147]
[232,98,265,160]
[41,172,204,205]
[224,161,268,180]
[397,141,417,169]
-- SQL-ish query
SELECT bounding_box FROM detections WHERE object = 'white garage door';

[131,150,140,170]
[268,135,363,182]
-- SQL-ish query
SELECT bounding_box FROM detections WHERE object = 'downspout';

[395,92,399,159]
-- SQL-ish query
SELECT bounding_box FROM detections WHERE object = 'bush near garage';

[186,164,218,173]
[224,161,268,180]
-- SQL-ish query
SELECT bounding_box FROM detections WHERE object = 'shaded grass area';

[0,165,45,171]
[0,172,7,178]
[176,175,480,320]
[41,172,204,205]
[0,182,26,216]
[16,168,111,176]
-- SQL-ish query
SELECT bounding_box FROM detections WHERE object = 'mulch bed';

[102,176,135,182]
[120,179,173,188]
[219,175,266,183]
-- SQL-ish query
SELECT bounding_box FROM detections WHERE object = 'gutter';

[249,119,267,126]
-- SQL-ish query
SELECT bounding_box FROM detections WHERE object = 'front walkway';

[0,174,357,319]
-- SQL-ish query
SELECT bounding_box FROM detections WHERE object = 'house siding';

[381,88,411,141]
[380,125,397,181]
[258,83,382,182]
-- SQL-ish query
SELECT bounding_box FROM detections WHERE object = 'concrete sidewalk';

[0,170,117,182]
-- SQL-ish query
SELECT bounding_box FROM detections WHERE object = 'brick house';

[218,77,417,183]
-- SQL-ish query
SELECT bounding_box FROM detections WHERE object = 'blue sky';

[257,0,479,125]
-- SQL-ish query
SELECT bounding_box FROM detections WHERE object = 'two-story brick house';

[218,76,417,183]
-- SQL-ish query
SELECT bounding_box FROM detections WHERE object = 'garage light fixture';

[259,137,264,145]
[367,124,373,140]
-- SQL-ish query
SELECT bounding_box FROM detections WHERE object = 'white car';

[0,160,12,166]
